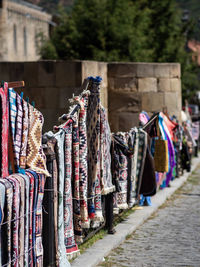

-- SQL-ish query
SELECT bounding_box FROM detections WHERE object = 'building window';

[13,24,17,52]
[24,27,27,56]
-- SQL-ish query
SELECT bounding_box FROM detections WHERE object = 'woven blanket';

[72,113,83,242]
[87,79,103,222]
[0,178,13,267]
[6,176,20,267]
[26,104,50,176]
[128,127,139,207]
[135,129,148,198]
[78,95,90,229]
[43,134,59,264]
[10,174,25,267]
[19,99,29,169]
[100,106,115,195]
[114,133,129,210]
[0,182,5,267]
[54,129,71,267]
[14,94,23,170]
[18,173,30,267]
[0,83,9,177]
[63,122,79,257]
[25,170,35,267]
[8,88,17,142]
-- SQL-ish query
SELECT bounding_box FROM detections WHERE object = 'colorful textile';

[11,174,25,267]
[128,127,139,207]
[0,183,5,267]
[72,113,83,241]
[43,134,59,265]
[14,94,23,170]
[87,79,103,222]
[63,122,79,257]
[78,96,90,229]
[54,129,71,267]
[26,105,50,176]
[18,174,30,267]
[8,88,17,142]
[113,133,129,210]
[100,106,115,195]
[0,82,9,177]
[0,179,13,267]
[6,176,20,267]
[19,99,29,169]
[25,170,35,267]
[135,129,148,198]
[26,170,39,266]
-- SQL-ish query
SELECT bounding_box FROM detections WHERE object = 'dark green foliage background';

[31,0,200,103]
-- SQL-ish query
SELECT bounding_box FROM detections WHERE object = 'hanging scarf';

[0,82,9,177]
[100,106,115,195]
[113,133,129,210]
[10,174,25,267]
[63,122,79,258]
[87,78,103,222]
[135,129,148,198]
[18,173,30,267]
[14,94,23,170]
[0,179,13,267]
[78,95,90,229]
[43,134,59,265]
[128,127,139,207]
[0,183,5,267]
[72,113,83,242]
[19,99,29,169]
[54,129,71,267]
[26,105,50,176]
[6,176,20,267]
[25,170,35,267]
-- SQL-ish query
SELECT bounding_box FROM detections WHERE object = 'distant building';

[0,0,52,61]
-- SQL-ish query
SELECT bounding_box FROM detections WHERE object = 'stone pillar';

[108,63,181,132]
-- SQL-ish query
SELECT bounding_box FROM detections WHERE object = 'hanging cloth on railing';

[0,82,9,177]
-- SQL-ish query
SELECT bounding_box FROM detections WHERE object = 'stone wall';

[0,60,108,131]
[108,63,181,132]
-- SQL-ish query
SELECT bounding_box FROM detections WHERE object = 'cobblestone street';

[98,166,200,267]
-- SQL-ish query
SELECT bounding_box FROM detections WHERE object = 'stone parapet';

[108,62,182,132]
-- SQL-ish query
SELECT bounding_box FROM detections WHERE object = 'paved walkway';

[98,166,200,267]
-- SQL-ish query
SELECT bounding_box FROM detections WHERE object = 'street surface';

[98,166,200,267]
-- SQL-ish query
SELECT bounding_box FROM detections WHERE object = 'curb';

[71,156,200,267]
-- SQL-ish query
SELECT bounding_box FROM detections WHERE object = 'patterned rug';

[20,99,29,169]
[26,105,50,177]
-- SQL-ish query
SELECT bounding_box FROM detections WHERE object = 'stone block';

[38,61,56,87]
[100,86,108,109]
[23,62,39,87]
[136,63,155,77]
[21,87,45,109]
[169,64,181,78]
[108,77,138,91]
[108,90,141,113]
[138,78,157,92]
[82,61,108,88]
[108,111,119,132]
[118,112,139,131]
[154,64,170,78]
[108,63,137,78]
[164,92,179,112]
[170,78,181,92]
[0,62,12,81]
[158,78,171,92]
[141,92,164,112]
[56,61,82,87]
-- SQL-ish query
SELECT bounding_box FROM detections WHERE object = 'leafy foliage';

[38,0,200,103]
